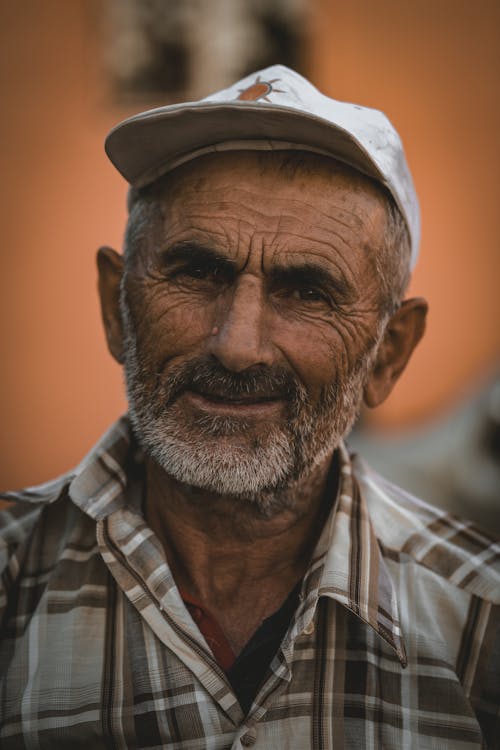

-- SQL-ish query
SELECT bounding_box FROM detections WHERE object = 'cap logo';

[237,76,283,102]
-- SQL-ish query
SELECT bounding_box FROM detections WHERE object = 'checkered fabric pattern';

[1,417,499,749]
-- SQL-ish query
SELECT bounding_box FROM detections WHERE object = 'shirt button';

[240,731,256,746]
[303,621,315,635]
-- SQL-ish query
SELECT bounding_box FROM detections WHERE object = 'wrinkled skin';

[124,154,385,404]
[97,151,427,653]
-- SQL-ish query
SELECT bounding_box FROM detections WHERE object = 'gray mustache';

[163,358,305,406]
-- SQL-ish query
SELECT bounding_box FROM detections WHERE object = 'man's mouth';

[183,388,285,416]
[192,387,282,403]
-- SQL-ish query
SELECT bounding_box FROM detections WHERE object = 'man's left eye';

[293,288,327,302]
[186,266,211,279]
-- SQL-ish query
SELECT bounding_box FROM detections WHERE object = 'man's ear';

[363,297,428,408]
[97,246,125,364]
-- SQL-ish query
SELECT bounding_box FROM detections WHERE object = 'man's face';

[120,152,388,507]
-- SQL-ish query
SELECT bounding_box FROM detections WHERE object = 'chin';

[131,408,295,496]
[128,398,351,515]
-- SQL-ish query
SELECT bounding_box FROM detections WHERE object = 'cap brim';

[105,101,387,191]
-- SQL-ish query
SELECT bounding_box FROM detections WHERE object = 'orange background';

[1,0,499,489]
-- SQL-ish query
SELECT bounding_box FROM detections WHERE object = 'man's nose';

[208,277,273,372]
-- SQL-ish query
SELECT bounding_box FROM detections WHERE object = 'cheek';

[274,320,340,393]
[127,282,214,360]
[274,314,376,394]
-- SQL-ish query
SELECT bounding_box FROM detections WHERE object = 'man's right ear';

[97,246,125,364]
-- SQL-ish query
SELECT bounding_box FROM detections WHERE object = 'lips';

[189,388,283,405]
[183,388,285,416]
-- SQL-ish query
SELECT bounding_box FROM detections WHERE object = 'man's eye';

[293,288,327,302]
[173,264,217,280]
[169,263,230,288]
[186,266,211,279]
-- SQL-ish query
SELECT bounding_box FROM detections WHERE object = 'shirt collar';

[68,416,141,520]
[69,417,407,665]
[304,442,407,666]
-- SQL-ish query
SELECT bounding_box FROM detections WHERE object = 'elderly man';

[1,66,499,749]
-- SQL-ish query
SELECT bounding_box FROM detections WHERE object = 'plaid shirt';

[1,417,499,749]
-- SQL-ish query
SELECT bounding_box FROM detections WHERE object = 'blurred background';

[0,0,499,530]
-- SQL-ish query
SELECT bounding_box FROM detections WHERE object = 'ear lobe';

[363,297,428,409]
[96,246,125,364]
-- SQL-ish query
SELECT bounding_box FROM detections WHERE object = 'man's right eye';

[169,263,227,285]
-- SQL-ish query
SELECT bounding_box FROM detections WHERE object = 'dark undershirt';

[227,583,302,713]
[182,584,301,714]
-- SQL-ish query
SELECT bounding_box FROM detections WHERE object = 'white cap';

[105,64,420,268]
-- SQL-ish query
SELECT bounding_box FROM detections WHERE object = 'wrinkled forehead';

[147,152,389,258]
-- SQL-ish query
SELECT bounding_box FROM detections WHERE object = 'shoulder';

[1,473,73,543]
[0,416,135,549]
[0,474,72,612]
[352,454,500,604]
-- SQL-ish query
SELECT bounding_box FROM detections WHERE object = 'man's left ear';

[363,297,428,408]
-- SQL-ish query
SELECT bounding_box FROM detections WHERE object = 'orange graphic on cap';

[237,76,284,102]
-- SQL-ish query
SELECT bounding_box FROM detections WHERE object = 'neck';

[144,451,337,604]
